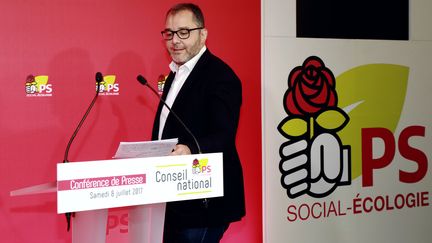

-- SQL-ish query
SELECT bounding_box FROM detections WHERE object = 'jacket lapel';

[171,50,210,110]
[155,50,211,139]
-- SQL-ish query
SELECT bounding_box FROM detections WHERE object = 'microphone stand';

[136,74,202,154]
[137,75,210,208]
[63,72,103,231]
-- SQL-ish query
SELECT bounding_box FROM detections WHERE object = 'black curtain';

[297,0,409,40]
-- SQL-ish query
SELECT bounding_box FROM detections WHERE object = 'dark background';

[297,0,409,40]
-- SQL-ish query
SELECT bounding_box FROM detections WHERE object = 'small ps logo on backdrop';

[97,75,119,95]
[25,75,53,97]
[278,56,351,199]
[157,74,167,95]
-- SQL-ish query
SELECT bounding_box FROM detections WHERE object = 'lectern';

[11,153,224,243]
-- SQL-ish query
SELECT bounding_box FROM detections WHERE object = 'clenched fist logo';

[278,56,351,198]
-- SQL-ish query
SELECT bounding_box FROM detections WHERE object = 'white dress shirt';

[158,46,207,140]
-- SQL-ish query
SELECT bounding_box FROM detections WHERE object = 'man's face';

[164,10,207,66]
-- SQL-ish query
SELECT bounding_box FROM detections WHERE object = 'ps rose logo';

[25,74,52,96]
[97,75,119,95]
[157,74,167,95]
[192,158,211,174]
[278,56,351,198]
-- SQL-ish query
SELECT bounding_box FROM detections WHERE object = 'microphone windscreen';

[95,72,103,83]
[137,75,148,86]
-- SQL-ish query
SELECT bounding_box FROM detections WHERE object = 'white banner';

[57,153,223,213]
[263,38,432,242]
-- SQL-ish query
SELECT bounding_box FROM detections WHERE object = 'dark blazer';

[152,49,246,227]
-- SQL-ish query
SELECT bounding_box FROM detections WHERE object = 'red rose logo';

[26,74,35,83]
[279,56,348,139]
[193,159,199,167]
[284,56,337,116]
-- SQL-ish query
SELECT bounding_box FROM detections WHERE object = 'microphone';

[63,72,103,231]
[137,74,202,154]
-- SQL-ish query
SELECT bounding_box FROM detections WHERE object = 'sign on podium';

[12,153,224,243]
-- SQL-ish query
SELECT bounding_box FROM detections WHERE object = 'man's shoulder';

[199,50,236,74]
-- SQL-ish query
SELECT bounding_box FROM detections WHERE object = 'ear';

[200,28,208,42]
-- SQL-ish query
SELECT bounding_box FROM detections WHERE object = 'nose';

[171,33,181,44]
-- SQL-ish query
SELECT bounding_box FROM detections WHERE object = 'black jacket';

[152,49,246,227]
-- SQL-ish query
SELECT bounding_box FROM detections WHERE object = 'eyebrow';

[164,26,197,31]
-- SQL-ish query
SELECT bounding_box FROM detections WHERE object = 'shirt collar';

[169,46,207,73]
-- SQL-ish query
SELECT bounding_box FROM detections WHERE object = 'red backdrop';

[0,1,261,242]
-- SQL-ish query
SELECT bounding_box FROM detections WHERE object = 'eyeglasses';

[161,27,204,40]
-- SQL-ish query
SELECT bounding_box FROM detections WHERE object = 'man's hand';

[171,144,191,155]
[280,139,309,198]
[280,133,351,198]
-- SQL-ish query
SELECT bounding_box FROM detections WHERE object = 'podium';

[10,153,224,243]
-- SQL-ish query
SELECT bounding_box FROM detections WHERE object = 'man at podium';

[152,3,246,243]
